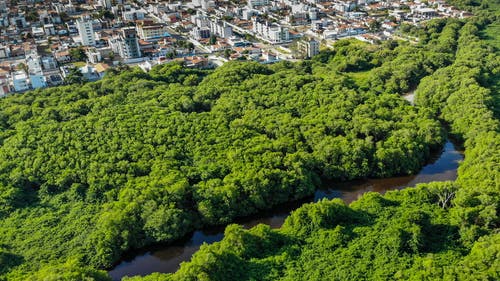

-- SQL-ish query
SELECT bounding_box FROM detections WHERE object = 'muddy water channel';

[109,140,463,280]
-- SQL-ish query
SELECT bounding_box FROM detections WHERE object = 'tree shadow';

[0,249,24,275]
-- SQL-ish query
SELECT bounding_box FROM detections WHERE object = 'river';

[109,140,463,280]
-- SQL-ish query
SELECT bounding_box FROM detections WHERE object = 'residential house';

[12,71,30,92]
[137,22,170,41]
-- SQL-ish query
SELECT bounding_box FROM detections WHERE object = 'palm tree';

[17,63,28,74]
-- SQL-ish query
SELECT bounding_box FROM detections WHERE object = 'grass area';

[346,70,371,80]
[72,61,87,68]
[346,70,372,88]
[276,46,291,54]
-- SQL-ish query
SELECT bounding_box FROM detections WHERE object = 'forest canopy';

[0,4,499,280]
[0,54,443,279]
[124,11,500,281]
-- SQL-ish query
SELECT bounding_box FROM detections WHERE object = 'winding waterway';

[109,140,463,280]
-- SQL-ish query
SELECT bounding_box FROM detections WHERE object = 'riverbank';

[109,140,463,280]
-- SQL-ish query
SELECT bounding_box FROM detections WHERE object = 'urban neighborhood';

[0,0,472,95]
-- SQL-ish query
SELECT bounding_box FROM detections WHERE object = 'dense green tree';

[0,54,444,277]
[123,11,499,281]
[0,8,498,280]
[64,68,87,85]
[69,47,88,62]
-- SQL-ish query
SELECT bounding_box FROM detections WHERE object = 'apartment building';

[118,27,141,59]
[248,0,269,9]
[137,23,169,41]
[76,16,96,46]
[209,20,233,38]
[298,38,319,58]
[252,18,290,43]
[191,27,211,40]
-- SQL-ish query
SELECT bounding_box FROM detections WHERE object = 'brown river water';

[109,140,463,280]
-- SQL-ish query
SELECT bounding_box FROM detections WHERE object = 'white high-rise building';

[209,20,233,38]
[248,0,269,8]
[99,0,112,9]
[252,18,290,44]
[118,27,141,59]
[76,16,96,46]
[0,0,7,11]
[298,38,319,58]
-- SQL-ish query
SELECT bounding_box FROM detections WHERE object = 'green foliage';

[142,184,465,281]
[0,52,442,278]
[130,14,500,281]
[414,18,500,246]
[282,199,361,238]
[19,259,111,281]
[453,233,500,280]
[367,19,463,94]
[0,11,498,280]
[64,67,87,85]
[149,178,495,281]
[330,39,380,72]
[69,47,88,62]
